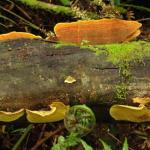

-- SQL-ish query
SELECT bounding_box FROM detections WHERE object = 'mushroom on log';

[0,38,150,113]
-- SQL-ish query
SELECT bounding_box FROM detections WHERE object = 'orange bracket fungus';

[0,31,41,41]
[54,18,142,45]
[110,97,150,122]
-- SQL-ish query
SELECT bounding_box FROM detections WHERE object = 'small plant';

[64,105,96,136]
[51,132,93,150]
[99,137,128,150]
[52,105,96,150]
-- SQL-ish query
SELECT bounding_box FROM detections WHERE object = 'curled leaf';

[26,102,70,123]
[110,105,150,122]
[0,31,41,41]
[64,105,96,136]
[0,109,24,122]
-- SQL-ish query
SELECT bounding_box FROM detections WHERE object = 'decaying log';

[0,38,150,111]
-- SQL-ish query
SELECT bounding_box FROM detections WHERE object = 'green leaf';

[64,133,80,147]
[51,133,80,150]
[99,139,112,150]
[80,139,93,150]
[51,136,66,150]
[59,0,70,6]
[52,133,94,150]
[122,138,128,150]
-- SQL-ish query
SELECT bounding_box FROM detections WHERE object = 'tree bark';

[0,38,150,111]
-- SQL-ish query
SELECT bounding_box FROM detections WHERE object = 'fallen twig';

[107,132,134,150]
[31,125,65,150]
[12,124,33,150]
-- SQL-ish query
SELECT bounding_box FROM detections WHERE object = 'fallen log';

[0,38,150,112]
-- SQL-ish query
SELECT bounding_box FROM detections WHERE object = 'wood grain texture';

[0,39,149,111]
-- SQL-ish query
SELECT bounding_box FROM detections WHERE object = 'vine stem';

[12,124,33,150]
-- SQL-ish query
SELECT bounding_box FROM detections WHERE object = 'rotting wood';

[0,38,150,111]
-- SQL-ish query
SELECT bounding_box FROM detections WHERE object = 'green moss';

[93,41,150,65]
[53,42,77,49]
[115,83,128,100]
[18,0,72,14]
[53,41,150,100]
[82,41,150,100]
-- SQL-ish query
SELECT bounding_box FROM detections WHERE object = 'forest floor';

[0,1,150,150]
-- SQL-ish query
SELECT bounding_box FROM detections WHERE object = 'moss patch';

[53,41,150,100]
[86,41,150,100]
[87,41,150,64]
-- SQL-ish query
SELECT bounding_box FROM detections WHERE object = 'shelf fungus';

[0,109,25,122]
[54,19,142,45]
[0,31,41,41]
[26,102,70,123]
[110,97,150,122]
[0,102,69,123]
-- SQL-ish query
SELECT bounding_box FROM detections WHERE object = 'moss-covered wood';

[0,38,150,111]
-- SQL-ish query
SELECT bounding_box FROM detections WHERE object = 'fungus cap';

[54,19,142,45]
[110,105,150,122]
[26,102,70,123]
[0,31,41,41]
[0,109,25,122]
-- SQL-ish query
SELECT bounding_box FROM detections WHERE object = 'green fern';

[99,138,129,150]
[99,139,112,150]
[52,133,93,150]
